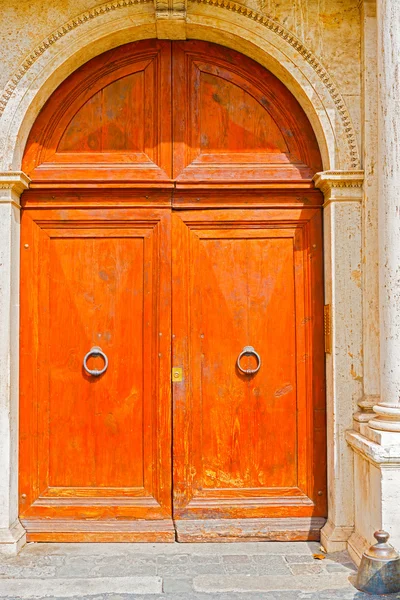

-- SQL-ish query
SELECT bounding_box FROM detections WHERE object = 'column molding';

[313,170,364,206]
[0,172,30,208]
[0,171,29,555]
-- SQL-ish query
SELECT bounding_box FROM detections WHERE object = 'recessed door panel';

[172,208,326,522]
[172,41,322,184]
[22,40,172,184]
[19,208,173,540]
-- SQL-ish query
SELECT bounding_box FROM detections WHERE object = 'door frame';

[0,16,364,555]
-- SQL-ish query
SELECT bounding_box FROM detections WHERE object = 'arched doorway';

[19,39,326,542]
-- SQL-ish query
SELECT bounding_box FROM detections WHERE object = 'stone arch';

[0,0,359,173]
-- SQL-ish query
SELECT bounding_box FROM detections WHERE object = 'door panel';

[172,208,326,524]
[172,41,322,184]
[23,40,322,189]
[20,208,173,541]
[22,40,172,184]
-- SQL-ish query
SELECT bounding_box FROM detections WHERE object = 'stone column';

[314,170,364,552]
[369,0,400,433]
[0,172,30,555]
[347,0,400,561]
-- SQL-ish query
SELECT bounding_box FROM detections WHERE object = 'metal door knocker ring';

[83,346,108,377]
[236,345,261,375]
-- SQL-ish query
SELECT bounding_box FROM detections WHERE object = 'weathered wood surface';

[20,40,325,542]
[22,40,322,189]
[175,518,326,542]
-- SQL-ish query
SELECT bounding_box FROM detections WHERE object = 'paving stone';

[21,590,396,600]
[288,563,325,575]
[156,554,190,576]
[250,554,292,575]
[193,572,352,593]
[0,564,57,579]
[284,555,315,564]
[55,555,157,578]
[324,562,355,573]
[189,554,222,564]
[0,541,373,600]
[0,576,162,597]
[162,576,194,592]
[220,554,258,574]
[10,593,400,600]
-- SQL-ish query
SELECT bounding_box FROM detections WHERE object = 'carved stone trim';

[155,0,187,38]
[0,0,360,168]
[313,170,364,206]
[0,171,31,207]
[155,0,187,19]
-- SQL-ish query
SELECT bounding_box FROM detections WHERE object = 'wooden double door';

[19,40,326,542]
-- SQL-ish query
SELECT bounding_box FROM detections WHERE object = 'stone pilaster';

[0,172,29,555]
[313,170,364,552]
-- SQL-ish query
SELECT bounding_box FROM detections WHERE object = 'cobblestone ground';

[0,541,399,600]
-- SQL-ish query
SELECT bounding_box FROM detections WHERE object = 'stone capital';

[313,170,364,206]
[0,172,30,207]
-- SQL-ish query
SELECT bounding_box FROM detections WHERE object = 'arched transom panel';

[23,39,322,187]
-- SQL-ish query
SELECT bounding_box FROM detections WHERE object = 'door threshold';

[174,517,326,542]
[22,519,176,543]
[21,517,326,543]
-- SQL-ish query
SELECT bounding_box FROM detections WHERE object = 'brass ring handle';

[83,346,108,377]
[236,345,261,375]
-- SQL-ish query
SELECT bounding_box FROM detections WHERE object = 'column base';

[347,531,369,566]
[320,520,354,553]
[346,429,400,553]
[0,520,26,555]
[353,395,379,430]
[369,403,400,432]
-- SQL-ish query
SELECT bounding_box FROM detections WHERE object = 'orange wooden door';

[19,205,174,541]
[172,207,326,540]
[20,39,326,542]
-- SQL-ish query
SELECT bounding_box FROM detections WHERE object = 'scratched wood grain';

[20,39,325,542]
[19,208,173,539]
[172,208,326,522]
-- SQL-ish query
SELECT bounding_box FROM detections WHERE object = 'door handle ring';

[236,345,261,375]
[83,346,108,377]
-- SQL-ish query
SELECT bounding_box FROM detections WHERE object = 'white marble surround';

[0,0,399,561]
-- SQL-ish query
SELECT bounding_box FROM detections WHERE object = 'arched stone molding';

[0,0,359,173]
